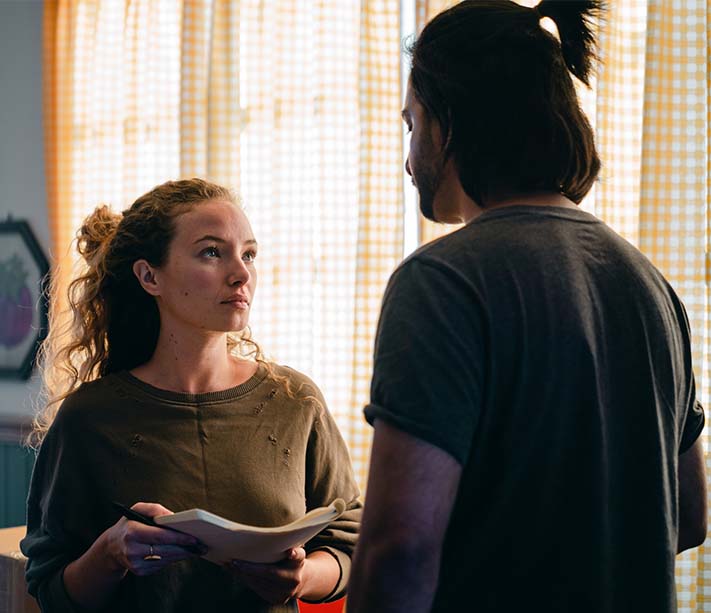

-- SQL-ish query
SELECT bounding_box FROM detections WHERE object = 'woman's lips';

[221,297,250,309]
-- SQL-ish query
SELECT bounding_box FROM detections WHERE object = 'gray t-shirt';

[365,205,704,613]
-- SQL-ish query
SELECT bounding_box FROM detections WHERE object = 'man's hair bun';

[535,0,605,86]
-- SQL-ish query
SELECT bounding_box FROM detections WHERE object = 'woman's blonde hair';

[29,178,270,448]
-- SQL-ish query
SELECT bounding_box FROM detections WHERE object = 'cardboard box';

[0,526,38,613]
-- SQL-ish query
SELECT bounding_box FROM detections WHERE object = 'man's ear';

[132,260,160,296]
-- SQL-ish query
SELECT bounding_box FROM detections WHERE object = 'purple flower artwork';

[0,220,49,379]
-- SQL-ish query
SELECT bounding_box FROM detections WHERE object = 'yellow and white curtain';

[43,0,403,487]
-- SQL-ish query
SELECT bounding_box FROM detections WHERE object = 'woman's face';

[147,199,258,335]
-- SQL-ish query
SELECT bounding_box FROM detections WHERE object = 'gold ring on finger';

[143,544,162,561]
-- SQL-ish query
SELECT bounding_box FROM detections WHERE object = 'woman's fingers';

[125,522,201,549]
[286,547,306,562]
[130,501,174,518]
[124,542,201,576]
[124,501,206,551]
[228,549,308,604]
[106,513,206,576]
[130,543,198,559]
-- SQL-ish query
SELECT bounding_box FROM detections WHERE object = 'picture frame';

[0,218,50,379]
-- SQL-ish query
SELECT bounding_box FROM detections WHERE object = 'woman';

[21,178,362,613]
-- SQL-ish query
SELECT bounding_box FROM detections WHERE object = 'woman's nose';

[228,260,250,287]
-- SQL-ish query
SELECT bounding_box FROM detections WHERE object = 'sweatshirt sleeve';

[20,398,97,612]
[302,388,362,603]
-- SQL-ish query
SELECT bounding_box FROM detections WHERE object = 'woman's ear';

[132,260,160,296]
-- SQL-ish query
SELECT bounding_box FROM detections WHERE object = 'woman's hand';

[228,548,340,605]
[63,502,204,611]
[228,547,308,604]
[101,502,203,576]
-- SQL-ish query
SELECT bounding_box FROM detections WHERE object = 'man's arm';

[678,436,707,553]
[347,419,462,613]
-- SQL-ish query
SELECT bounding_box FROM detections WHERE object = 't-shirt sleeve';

[302,383,362,603]
[364,257,486,466]
[20,398,96,613]
[679,395,705,454]
[673,294,705,455]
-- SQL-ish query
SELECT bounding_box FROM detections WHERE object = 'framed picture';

[0,219,50,379]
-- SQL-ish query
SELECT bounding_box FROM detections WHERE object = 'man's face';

[402,80,447,222]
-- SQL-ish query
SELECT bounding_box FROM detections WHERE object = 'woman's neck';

[130,327,257,394]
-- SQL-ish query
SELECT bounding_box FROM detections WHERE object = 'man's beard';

[415,157,445,223]
[418,183,437,222]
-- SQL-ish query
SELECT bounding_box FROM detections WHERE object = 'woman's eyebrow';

[193,235,226,244]
[193,235,258,246]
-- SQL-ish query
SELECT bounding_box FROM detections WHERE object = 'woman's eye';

[243,250,257,263]
[201,246,220,258]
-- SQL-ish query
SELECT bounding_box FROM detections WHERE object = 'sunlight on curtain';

[595,1,646,245]
[44,0,181,290]
[43,0,404,490]
[350,0,405,484]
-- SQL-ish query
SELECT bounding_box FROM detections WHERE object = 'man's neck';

[431,159,576,223]
[463,191,577,224]
[484,191,575,211]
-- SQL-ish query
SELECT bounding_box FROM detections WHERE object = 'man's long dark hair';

[408,0,604,206]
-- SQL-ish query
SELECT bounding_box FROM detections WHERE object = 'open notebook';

[155,498,346,564]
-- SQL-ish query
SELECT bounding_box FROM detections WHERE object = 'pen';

[111,501,204,555]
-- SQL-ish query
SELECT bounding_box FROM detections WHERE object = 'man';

[348,1,707,612]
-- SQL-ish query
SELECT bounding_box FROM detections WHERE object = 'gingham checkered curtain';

[416,1,711,609]
[598,2,711,608]
[42,0,403,490]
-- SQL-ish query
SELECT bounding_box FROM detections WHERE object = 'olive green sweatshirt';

[21,363,362,613]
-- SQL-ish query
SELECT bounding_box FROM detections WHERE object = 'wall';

[0,0,47,419]
[0,0,46,527]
